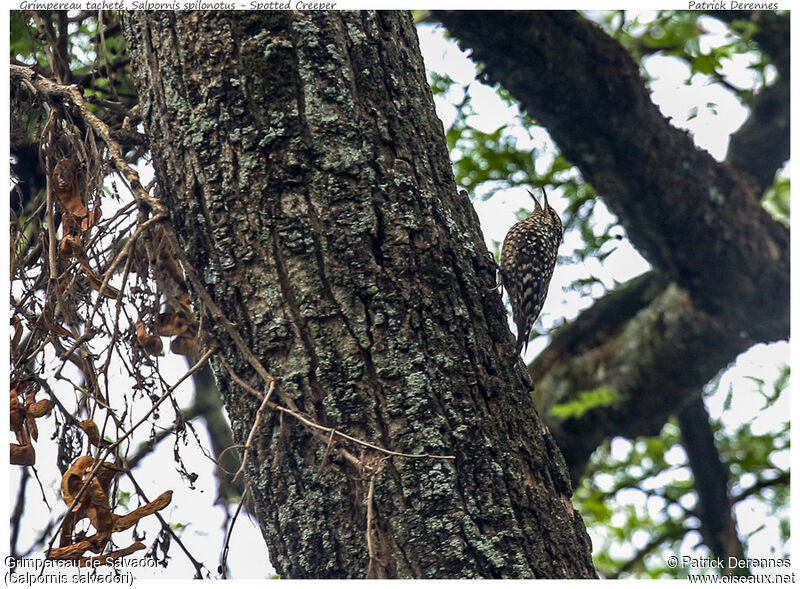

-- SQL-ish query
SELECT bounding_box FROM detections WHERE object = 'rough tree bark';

[435,10,789,481]
[122,11,595,579]
[435,10,788,570]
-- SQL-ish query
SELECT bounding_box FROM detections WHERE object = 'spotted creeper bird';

[500,188,563,356]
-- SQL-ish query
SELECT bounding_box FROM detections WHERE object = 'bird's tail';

[515,318,529,357]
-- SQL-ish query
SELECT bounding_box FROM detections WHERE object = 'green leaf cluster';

[550,387,623,419]
[575,364,790,578]
[762,172,790,225]
[595,10,771,105]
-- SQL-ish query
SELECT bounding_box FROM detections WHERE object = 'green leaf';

[116,490,132,509]
[763,175,790,224]
[10,12,34,59]
[773,365,790,397]
[429,71,456,96]
[690,53,719,75]
[550,387,624,419]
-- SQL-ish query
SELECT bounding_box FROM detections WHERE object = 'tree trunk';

[435,10,789,481]
[122,11,595,579]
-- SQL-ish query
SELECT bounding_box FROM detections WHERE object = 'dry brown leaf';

[114,490,173,532]
[79,419,101,447]
[62,211,80,238]
[60,457,114,554]
[157,311,190,336]
[158,243,185,287]
[10,386,51,463]
[24,392,52,441]
[62,455,95,507]
[53,456,172,563]
[47,539,94,560]
[59,234,74,258]
[179,290,193,314]
[136,319,163,356]
[84,483,113,551]
[26,395,52,418]
[59,234,92,267]
[171,335,201,358]
[82,205,102,232]
[10,387,25,431]
[10,385,31,465]
[82,265,121,299]
[10,441,35,466]
[77,542,145,567]
[96,461,122,493]
[53,158,88,218]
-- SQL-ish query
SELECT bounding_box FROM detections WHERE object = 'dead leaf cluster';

[47,455,172,565]
[137,227,202,359]
[10,381,52,466]
[53,158,118,300]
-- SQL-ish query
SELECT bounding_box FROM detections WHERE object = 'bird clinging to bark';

[500,187,563,356]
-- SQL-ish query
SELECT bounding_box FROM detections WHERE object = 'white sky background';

[5,7,793,581]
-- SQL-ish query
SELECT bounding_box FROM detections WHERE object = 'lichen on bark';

[122,10,595,579]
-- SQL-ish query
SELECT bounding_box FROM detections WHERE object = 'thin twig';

[316,429,337,478]
[232,381,275,483]
[114,346,218,451]
[10,64,164,214]
[219,486,249,579]
[10,468,31,557]
[124,468,207,578]
[276,404,455,460]
[85,210,166,327]
[607,529,678,578]
[164,228,279,396]
[365,473,377,579]
[731,471,790,503]
[168,226,451,467]
[217,354,455,461]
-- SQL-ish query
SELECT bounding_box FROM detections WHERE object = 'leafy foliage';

[762,171,790,224]
[578,365,789,578]
[593,11,770,103]
[550,387,624,420]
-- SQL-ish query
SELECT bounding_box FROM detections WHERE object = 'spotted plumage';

[500,188,563,356]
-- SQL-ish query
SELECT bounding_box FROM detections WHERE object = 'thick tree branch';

[726,76,789,194]
[435,11,788,343]
[677,397,746,572]
[531,273,745,483]
[715,11,791,194]
[436,11,789,485]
